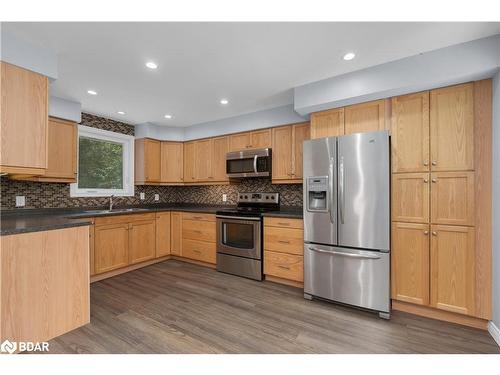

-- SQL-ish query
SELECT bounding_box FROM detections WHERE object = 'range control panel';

[237,192,279,204]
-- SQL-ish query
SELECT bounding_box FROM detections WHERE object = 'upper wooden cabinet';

[430,225,475,316]
[135,138,161,183]
[183,141,196,183]
[0,62,48,175]
[194,139,213,181]
[228,129,272,151]
[392,173,430,223]
[310,108,344,139]
[272,122,310,183]
[344,99,386,135]
[430,83,474,171]
[160,142,183,183]
[391,92,430,173]
[212,136,229,182]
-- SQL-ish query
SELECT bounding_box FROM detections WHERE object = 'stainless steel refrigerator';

[303,131,390,318]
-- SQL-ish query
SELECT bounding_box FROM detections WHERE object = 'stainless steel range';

[216,192,280,281]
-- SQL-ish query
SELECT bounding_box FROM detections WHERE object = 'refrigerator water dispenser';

[307,176,328,212]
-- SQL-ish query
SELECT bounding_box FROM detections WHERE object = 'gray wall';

[493,69,500,328]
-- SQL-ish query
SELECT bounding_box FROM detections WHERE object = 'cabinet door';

[310,108,344,139]
[144,139,161,182]
[170,212,183,256]
[392,173,430,223]
[129,220,156,264]
[391,222,430,305]
[89,224,95,276]
[0,62,48,171]
[391,92,430,173]
[156,212,171,257]
[229,132,251,151]
[344,99,385,135]
[272,125,292,180]
[250,129,272,149]
[194,139,213,181]
[95,223,129,273]
[183,142,196,183]
[212,136,229,182]
[292,122,310,179]
[161,142,183,183]
[43,117,77,181]
[430,172,475,226]
[430,83,474,171]
[430,225,475,316]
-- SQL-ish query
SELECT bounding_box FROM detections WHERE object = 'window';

[70,125,134,197]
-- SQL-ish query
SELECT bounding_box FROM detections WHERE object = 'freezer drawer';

[304,243,390,313]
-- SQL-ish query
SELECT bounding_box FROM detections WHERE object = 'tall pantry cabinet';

[390,81,492,324]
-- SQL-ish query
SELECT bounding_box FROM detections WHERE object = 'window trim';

[70,125,135,197]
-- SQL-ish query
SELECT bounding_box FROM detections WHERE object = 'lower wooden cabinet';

[182,239,216,264]
[391,222,430,305]
[181,213,216,264]
[94,223,130,274]
[264,251,303,282]
[170,212,183,256]
[430,225,475,316]
[155,212,171,257]
[129,219,156,264]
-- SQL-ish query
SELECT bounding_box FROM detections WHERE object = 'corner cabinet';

[135,138,161,183]
[0,62,48,175]
[160,142,184,183]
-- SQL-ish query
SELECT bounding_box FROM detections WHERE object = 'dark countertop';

[1,203,303,236]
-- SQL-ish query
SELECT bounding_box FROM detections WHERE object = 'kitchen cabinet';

[430,172,475,226]
[0,62,48,175]
[129,219,156,264]
[344,99,386,135]
[135,138,161,183]
[155,212,171,257]
[212,136,229,182]
[181,213,216,264]
[195,139,213,181]
[391,92,430,173]
[182,239,216,264]
[272,122,310,183]
[310,107,344,139]
[160,141,184,183]
[264,251,304,283]
[228,129,272,151]
[430,83,474,172]
[170,212,183,256]
[183,141,196,183]
[89,223,95,276]
[430,225,475,316]
[391,222,430,305]
[94,223,130,274]
[392,173,430,223]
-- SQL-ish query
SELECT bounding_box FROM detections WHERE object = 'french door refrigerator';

[303,131,390,318]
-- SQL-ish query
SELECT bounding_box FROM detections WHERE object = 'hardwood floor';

[43,260,499,354]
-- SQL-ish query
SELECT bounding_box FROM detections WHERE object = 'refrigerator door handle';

[339,156,345,224]
[253,155,258,174]
[328,157,335,224]
[308,247,381,260]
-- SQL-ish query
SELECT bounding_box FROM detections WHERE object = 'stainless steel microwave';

[226,148,272,178]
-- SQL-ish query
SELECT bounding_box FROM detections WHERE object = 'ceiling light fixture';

[343,52,356,61]
[145,61,158,69]
[164,114,172,119]
[117,111,125,115]
[220,99,229,105]
[87,90,98,95]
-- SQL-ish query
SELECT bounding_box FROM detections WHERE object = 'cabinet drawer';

[182,239,216,264]
[264,217,303,229]
[264,251,303,282]
[182,219,216,242]
[182,212,216,222]
[94,212,155,226]
[264,226,303,255]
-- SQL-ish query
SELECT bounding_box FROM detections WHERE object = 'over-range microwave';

[226,148,272,178]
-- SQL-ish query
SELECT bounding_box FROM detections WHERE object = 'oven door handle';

[253,155,258,174]
[216,215,262,221]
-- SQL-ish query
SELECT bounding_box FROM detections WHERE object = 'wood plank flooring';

[43,260,499,354]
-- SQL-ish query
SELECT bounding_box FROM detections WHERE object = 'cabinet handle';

[423,230,429,235]
[277,265,290,270]
[193,249,201,254]
[423,178,429,183]
[432,161,437,166]
[193,230,202,234]
[423,161,429,166]
[432,231,437,236]
[192,216,203,220]
[431,178,437,183]
[278,240,291,244]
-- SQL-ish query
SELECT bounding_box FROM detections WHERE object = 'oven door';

[216,216,261,259]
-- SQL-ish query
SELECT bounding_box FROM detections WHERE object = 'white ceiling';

[3,22,500,127]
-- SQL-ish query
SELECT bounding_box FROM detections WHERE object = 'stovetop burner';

[216,192,280,218]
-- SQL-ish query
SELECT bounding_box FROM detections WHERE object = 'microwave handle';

[253,155,258,174]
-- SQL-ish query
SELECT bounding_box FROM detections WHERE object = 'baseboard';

[91,256,171,282]
[488,321,500,347]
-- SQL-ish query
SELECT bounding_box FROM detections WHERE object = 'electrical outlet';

[222,194,227,202]
[154,194,160,201]
[140,192,145,200]
[15,196,26,207]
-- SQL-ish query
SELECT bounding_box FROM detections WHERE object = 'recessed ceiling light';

[117,111,125,115]
[87,90,98,95]
[343,52,356,61]
[145,61,158,69]
[220,99,229,105]
[164,114,172,119]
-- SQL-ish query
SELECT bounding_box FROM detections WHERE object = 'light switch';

[15,196,26,207]
[154,194,159,201]
[222,194,227,202]
[140,192,145,200]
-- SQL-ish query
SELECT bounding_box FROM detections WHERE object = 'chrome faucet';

[109,195,115,211]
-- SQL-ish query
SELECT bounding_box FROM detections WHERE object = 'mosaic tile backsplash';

[0,113,303,209]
